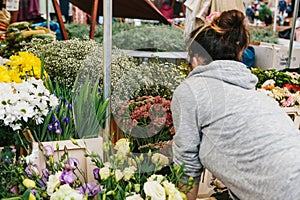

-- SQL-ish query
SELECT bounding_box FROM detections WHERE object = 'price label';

[6,0,19,11]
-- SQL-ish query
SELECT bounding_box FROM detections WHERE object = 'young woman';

[172,9,300,200]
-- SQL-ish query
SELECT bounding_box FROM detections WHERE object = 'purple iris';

[93,168,100,180]
[53,120,61,127]
[51,115,57,121]
[77,182,102,197]
[44,145,54,157]
[47,123,54,131]
[66,158,79,169]
[55,127,62,134]
[60,170,77,184]
[64,117,70,125]
[65,100,72,110]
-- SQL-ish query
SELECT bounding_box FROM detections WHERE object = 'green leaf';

[21,189,31,200]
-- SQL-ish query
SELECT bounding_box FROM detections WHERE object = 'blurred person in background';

[159,0,174,20]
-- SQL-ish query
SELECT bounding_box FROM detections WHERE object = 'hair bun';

[212,9,245,30]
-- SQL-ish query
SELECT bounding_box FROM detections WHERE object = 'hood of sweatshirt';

[188,60,258,90]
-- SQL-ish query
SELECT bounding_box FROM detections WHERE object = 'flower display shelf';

[282,107,300,129]
[32,137,103,182]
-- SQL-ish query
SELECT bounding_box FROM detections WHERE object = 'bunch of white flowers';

[0,77,58,130]
[144,174,184,200]
[50,184,85,200]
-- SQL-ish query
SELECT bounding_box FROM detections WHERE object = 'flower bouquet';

[90,138,193,200]
[0,137,193,200]
[0,143,102,200]
[116,95,174,153]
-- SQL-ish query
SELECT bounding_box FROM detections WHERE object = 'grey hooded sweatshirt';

[171,60,300,199]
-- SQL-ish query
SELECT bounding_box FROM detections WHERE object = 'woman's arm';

[171,82,203,199]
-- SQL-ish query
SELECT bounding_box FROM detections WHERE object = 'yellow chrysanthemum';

[8,69,23,83]
[1,51,48,83]
[0,65,11,82]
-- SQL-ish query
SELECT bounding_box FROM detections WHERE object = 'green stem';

[1,197,22,200]
[17,131,28,155]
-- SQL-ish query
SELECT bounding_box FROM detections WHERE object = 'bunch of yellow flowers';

[0,52,47,83]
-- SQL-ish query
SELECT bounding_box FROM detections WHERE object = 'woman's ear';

[191,56,203,69]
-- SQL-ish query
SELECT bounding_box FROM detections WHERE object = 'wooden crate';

[32,137,103,182]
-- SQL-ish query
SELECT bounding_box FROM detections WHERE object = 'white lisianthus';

[50,184,85,200]
[115,138,130,152]
[115,169,124,182]
[127,157,137,168]
[162,180,182,200]
[123,166,136,181]
[47,171,62,195]
[103,162,111,168]
[144,180,166,200]
[151,153,169,168]
[99,166,111,180]
[126,193,144,200]
[148,174,165,183]
[116,149,127,161]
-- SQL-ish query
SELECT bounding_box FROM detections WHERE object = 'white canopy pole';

[287,0,300,68]
[46,0,50,29]
[103,0,112,141]
[273,0,279,33]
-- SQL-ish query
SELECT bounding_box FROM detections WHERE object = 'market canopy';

[67,0,170,24]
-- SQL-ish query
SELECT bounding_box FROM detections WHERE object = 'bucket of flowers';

[115,95,174,154]
[0,51,59,150]
[0,142,103,199]
[90,137,193,200]
[0,136,194,199]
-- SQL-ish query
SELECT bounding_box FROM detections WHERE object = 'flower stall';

[0,29,194,199]
[2,14,300,200]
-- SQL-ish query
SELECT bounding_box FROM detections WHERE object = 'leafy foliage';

[65,22,185,52]
[65,22,136,44]
[249,28,278,44]
[251,68,298,88]
[112,24,185,52]
[72,76,109,138]
[0,147,27,198]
